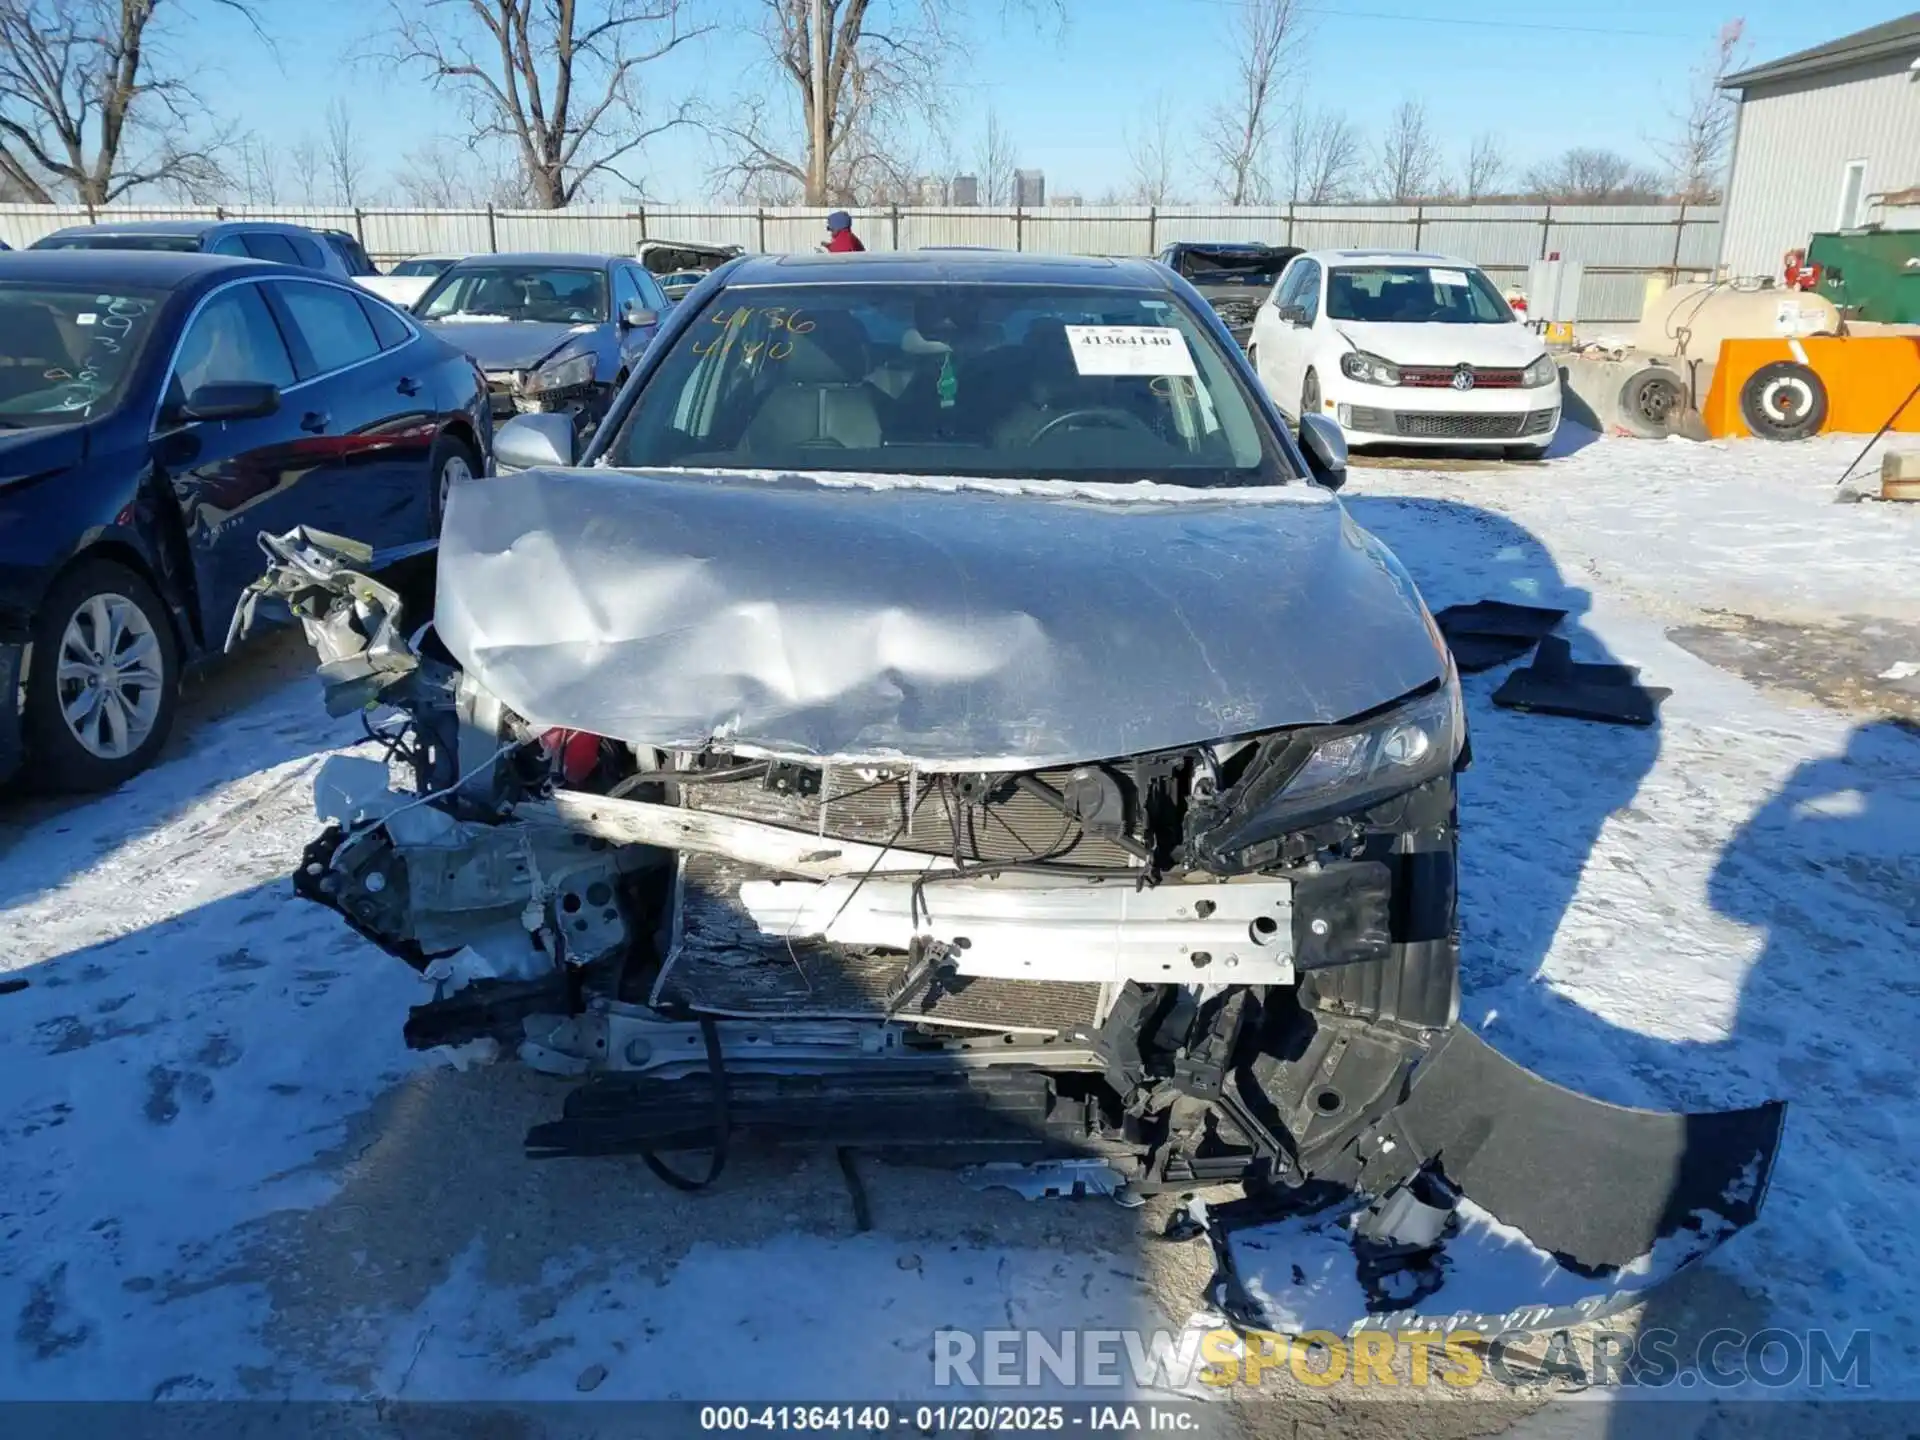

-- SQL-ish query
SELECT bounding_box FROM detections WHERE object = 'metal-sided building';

[1716,12,1920,280]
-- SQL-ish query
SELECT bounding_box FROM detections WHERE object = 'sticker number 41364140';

[1064,325,1197,378]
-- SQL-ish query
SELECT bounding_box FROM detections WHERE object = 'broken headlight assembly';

[521,350,598,397]
[1339,349,1401,386]
[1191,676,1464,871]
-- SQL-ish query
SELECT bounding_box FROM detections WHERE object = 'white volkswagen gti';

[1248,249,1562,457]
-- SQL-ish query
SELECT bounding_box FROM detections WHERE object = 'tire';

[1618,367,1686,438]
[23,558,181,792]
[1739,361,1828,441]
[1302,369,1322,423]
[428,431,480,531]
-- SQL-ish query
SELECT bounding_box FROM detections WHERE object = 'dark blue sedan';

[0,249,491,791]
[413,252,670,439]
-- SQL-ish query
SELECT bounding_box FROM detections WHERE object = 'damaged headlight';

[523,350,597,395]
[1190,677,1464,871]
[1339,350,1401,386]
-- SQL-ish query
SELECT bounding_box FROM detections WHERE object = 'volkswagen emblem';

[1451,365,1476,392]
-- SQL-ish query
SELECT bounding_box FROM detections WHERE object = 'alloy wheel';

[56,592,165,760]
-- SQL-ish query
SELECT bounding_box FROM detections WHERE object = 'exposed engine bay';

[242,509,1786,1338]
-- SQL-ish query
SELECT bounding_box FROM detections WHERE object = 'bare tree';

[708,0,1057,206]
[324,98,372,208]
[1459,131,1505,201]
[383,0,709,209]
[234,131,279,204]
[1657,18,1747,203]
[1278,103,1359,204]
[1522,146,1666,203]
[287,133,324,205]
[1205,0,1305,206]
[1370,98,1440,202]
[0,0,254,207]
[974,105,1018,207]
[1125,92,1179,206]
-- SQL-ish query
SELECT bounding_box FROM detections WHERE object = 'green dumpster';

[1809,230,1920,325]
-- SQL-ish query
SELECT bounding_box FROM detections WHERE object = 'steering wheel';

[1027,406,1149,445]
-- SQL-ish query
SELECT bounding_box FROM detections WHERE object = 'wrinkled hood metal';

[433,467,1446,770]
[1334,320,1544,369]
[427,320,595,373]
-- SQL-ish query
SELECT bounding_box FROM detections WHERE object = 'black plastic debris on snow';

[1492,635,1671,727]
[1432,601,1569,674]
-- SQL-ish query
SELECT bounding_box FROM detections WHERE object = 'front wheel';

[428,432,480,531]
[23,558,181,792]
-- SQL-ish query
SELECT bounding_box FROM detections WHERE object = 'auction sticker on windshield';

[1065,325,1197,377]
[1430,268,1471,288]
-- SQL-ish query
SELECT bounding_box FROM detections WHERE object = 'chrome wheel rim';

[57,593,163,760]
[439,452,473,514]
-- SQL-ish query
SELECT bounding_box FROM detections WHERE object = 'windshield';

[1326,265,1514,324]
[391,257,455,278]
[1175,250,1290,286]
[418,265,608,324]
[0,284,163,424]
[35,233,201,254]
[607,282,1288,486]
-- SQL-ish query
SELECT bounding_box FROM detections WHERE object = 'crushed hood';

[433,467,1446,770]
[1334,320,1544,369]
[427,320,594,373]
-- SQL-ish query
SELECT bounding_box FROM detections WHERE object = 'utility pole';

[809,0,829,205]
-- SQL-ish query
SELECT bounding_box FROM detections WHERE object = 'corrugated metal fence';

[0,201,1722,323]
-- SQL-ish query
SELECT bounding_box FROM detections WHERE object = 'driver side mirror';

[1299,414,1347,492]
[495,412,578,474]
[1277,304,1309,327]
[619,302,659,331]
[174,381,281,425]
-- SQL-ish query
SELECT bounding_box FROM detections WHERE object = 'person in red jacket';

[824,210,865,253]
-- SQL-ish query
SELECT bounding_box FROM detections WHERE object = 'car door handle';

[300,411,330,434]
[396,377,420,397]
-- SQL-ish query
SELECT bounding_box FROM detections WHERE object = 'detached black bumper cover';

[1205,1025,1786,1336]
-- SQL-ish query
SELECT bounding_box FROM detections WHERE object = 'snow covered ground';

[1,431,1917,1416]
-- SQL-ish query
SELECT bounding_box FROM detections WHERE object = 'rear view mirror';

[1299,414,1348,492]
[179,381,281,424]
[1277,304,1308,326]
[494,413,578,473]
[620,302,659,331]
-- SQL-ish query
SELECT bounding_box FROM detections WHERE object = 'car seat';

[739,311,882,453]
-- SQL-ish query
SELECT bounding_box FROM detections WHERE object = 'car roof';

[446,251,622,268]
[1165,241,1295,253]
[0,248,282,288]
[721,250,1172,290]
[39,218,331,239]
[1299,248,1469,267]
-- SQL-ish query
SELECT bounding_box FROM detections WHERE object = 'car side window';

[1294,261,1322,323]
[1270,263,1307,312]
[633,268,668,312]
[168,283,296,409]
[208,233,250,258]
[287,233,329,271]
[357,293,413,351]
[241,231,301,266]
[274,281,383,377]
[613,265,645,316]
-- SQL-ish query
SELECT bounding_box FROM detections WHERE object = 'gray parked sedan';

[413,251,669,438]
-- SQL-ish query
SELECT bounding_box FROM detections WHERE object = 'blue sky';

[187,0,1904,202]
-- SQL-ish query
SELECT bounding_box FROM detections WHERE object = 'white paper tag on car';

[1065,325,1197,377]
[1430,268,1470,288]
